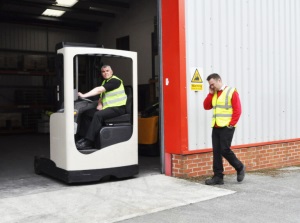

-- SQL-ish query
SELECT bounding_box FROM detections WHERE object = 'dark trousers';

[212,127,243,178]
[78,106,125,142]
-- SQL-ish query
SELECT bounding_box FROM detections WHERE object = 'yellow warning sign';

[191,69,203,83]
[191,83,203,91]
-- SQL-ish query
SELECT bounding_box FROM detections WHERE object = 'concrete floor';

[0,134,235,223]
[1,134,300,223]
[0,134,161,199]
[119,168,300,223]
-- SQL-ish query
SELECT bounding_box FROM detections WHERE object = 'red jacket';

[203,87,242,127]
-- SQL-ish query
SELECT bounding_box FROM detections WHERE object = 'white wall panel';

[186,0,300,150]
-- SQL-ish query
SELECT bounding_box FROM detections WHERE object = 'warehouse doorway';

[0,0,163,190]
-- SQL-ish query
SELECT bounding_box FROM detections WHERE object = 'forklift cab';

[74,85,134,153]
[34,43,138,183]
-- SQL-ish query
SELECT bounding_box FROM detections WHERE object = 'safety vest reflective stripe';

[225,87,233,107]
[105,89,126,97]
[212,114,232,118]
[211,87,235,127]
[213,105,233,109]
[102,95,127,107]
[212,87,233,110]
[101,76,127,109]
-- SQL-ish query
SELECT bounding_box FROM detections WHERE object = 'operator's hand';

[78,92,84,98]
[209,86,215,94]
[97,104,103,111]
[97,99,103,110]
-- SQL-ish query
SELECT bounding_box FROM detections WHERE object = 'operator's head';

[101,65,113,79]
[206,73,223,91]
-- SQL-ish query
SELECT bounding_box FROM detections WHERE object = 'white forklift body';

[35,44,138,183]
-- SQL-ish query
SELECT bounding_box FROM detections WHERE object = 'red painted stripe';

[164,153,172,176]
[161,0,188,155]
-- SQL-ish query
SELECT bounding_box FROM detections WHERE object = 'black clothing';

[78,106,126,142]
[205,175,224,185]
[212,127,243,178]
[76,138,94,150]
[76,75,125,145]
[102,78,121,92]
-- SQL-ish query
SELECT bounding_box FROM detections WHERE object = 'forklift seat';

[95,86,134,149]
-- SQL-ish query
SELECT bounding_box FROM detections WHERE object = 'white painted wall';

[186,0,300,150]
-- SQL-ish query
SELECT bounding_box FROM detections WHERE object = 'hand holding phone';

[209,85,215,94]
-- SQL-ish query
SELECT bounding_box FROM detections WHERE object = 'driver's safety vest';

[101,76,127,110]
[211,87,236,127]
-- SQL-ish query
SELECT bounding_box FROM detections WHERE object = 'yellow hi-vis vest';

[211,87,236,127]
[101,76,127,110]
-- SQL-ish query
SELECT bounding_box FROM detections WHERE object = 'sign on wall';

[190,68,203,91]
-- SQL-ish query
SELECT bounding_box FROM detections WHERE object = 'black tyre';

[34,157,42,175]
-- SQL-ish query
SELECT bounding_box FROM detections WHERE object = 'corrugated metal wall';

[186,0,300,150]
[0,23,96,105]
[0,24,47,52]
[0,23,96,52]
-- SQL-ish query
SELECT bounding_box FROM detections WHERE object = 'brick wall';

[172,141,300,178]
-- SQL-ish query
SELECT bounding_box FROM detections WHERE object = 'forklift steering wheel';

[78,97,93,103]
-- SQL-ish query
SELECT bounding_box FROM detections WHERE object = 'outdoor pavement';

[119,166,300,223]
[1,166,300,223]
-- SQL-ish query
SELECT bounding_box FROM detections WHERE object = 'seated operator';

[76,65,127,150]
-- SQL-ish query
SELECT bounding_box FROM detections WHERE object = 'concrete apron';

[0,175,235,223]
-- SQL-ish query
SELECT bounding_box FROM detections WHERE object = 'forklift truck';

[34,43,138,183]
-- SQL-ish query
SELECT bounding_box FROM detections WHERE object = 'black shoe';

[205,176,224,185]
[76,139,94,150]
[237,165,246,182]
[75,138,85,146]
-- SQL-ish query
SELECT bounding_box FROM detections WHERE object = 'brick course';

[172,141,300,178]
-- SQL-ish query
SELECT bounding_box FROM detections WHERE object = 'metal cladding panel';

[186,0,300,150]
[0,23,96,52]
[0,24,47,51]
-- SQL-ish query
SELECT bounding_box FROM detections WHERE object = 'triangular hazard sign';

[191,69,203,83]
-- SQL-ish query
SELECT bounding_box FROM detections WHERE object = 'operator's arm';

[78,86,106,98]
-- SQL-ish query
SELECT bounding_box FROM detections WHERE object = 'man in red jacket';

[203,73,245,185]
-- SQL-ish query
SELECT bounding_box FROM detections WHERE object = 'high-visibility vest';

[101,76,127,110]
[211,87,236,127]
